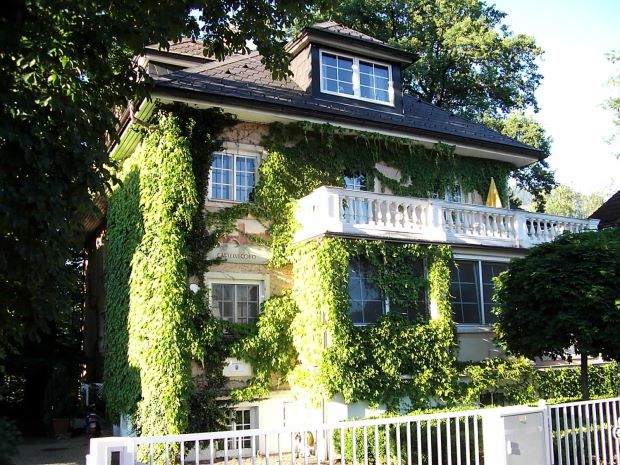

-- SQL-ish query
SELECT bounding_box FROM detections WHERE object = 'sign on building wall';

[207,243,271,264]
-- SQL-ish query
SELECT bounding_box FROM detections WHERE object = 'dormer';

[287,22,417,113]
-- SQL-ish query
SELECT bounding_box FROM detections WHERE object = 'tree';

[0,0,323,360]
[493,229,620,400]
[544,185,606,219]
[480,112,556,211]
[311,0,554,206]
[314,0,543,119]
[605,51,620,156]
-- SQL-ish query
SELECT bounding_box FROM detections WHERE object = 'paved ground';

[14,435,90,465]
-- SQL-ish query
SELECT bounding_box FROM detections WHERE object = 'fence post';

[86,437,136,465]
[538,399,554,465]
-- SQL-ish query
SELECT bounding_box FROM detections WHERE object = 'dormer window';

[319,50,393,105]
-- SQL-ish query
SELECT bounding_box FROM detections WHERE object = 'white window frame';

[228,407,258,450]
[449,257,510,327]
[208,149,259,203]
[206,272,269,324]
[319,49,394,106]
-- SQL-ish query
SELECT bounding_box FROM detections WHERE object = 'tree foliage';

[606,51,620,156]
[480,112,556,210]
[543,185,606,219]
[314,0,542,119]
[0,0,324,361]
[494,229,620,399]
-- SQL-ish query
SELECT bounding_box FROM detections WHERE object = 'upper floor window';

[449,260,509,325]
[444,184,463,203]
[343,172,369,223]
[210,153,257,202]
[320,50,393,105]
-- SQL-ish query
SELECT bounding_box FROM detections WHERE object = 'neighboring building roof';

[590,190,620,229]
[153,52,543,159]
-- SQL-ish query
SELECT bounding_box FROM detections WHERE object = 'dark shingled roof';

[145,38,209,59]
[309,21,391,47]
[154,52,542,159]
[298,21,417,64]
[590,190,620,229]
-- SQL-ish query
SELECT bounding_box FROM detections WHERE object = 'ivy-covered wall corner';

[104,104,236,444]
[284,238,459,412]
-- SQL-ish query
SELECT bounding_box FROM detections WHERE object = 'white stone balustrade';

[294,186,599,248]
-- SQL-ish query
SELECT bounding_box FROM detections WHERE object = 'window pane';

[375,90,389,102]
[360,73,372,87]
[375,65,389,79]
[482,263,508,283]
[324,78,338,92]
[460,283,479,303]
[221,302,234,320]
[339,82,354,95]
[337,56,353,71]
[349,301,363,324]
[375,77,389,90]
[338,69,353,84]
[484,303,498,325]
[458,262,477,282]
[462,304,481,324]
[348,259,384,324]
[362,281,381,300]
[322,53,337,67]
[360,86,374,99]
[364,301,384,324]
[323,65,337,80]
[359,62,373,75]
[450,261,482,324]
[237,302,248,321]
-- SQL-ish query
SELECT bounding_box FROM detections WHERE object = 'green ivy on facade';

[103,105,619,445]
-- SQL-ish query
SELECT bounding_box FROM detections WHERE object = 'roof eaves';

[302,25,417,65]
[152,82,543,161]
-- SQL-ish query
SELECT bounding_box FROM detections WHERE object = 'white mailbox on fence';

[482,405,550,465]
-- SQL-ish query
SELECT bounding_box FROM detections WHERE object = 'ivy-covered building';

[84,23,599,441]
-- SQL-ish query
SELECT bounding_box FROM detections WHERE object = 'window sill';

[456,325,494,334]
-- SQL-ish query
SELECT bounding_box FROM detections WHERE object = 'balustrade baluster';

[498,215,506,237]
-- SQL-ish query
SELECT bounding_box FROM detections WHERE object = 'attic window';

[320,50,393,105]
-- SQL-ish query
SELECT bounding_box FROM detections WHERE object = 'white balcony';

[294,186,599,248]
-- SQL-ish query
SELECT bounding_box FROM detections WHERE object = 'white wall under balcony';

[294,186,599,248]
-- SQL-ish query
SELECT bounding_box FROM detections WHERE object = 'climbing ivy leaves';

[104,107,235,442]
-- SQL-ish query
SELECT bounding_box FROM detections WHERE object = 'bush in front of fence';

[459,357,620,406]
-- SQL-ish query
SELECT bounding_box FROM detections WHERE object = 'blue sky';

[491,0,620,196]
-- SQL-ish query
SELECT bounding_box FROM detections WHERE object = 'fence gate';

[547,398,620,465]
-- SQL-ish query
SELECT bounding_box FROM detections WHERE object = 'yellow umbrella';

[486,177,503,208]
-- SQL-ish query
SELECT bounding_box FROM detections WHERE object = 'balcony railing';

[294,187,599,248]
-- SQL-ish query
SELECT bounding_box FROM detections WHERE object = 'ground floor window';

[211,283,260,324]
[348,258,428,325]
[228,407,257,450]
[449,259,509,325]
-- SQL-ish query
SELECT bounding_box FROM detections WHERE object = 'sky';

[491,0,620,197]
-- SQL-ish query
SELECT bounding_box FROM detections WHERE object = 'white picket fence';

[88,397,620,465]
[547,397,620,465]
